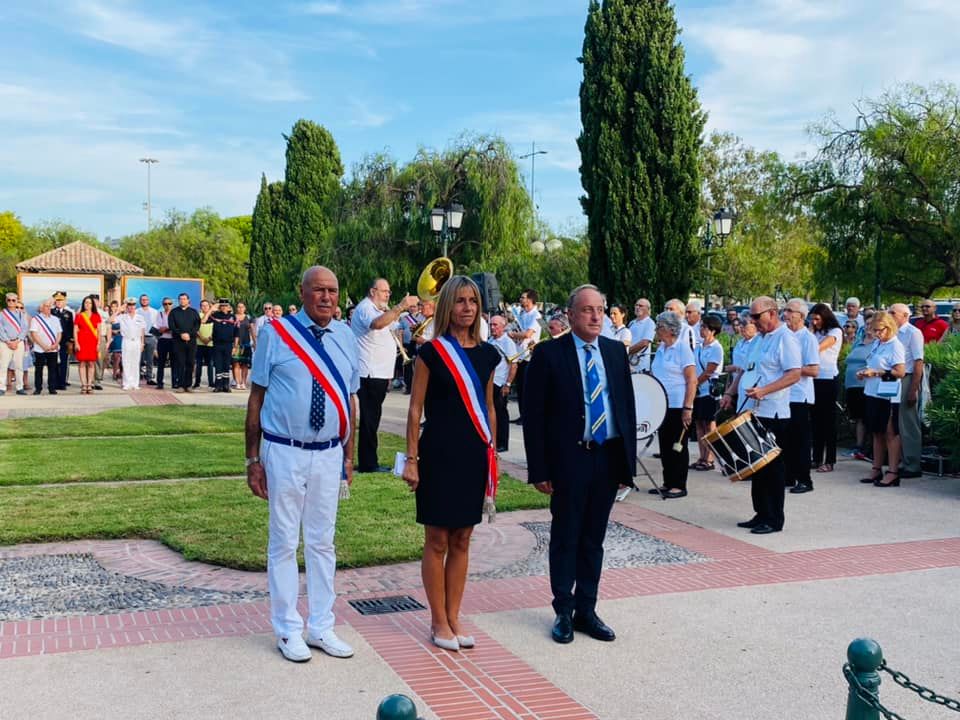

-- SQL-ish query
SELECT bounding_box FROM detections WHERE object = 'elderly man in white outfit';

[246,266,360,663]
[118,298,146,390]
[0,292,29,395]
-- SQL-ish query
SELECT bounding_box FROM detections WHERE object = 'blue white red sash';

[431,334,499,511]
[2,309,23,335]
[271,316,351,442]
[35,315,57,347]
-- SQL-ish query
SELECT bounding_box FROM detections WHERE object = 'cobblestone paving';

[471,521,705,580]
[0,554,267,621]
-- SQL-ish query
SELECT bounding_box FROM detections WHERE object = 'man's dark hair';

[522,288,539,303]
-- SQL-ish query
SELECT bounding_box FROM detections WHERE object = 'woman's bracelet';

[682,406,693,411]
[405,455,419,463]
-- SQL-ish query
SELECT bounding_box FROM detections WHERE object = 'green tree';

[249,175,286,292]
[284,120,344,278]
[797,82,960,300]
[118,208,249,300]
[0,211,31,293]
[578,0,705,307]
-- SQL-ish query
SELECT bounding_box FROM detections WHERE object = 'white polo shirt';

[897,322,924,371]
[628,316,655,373]
[695,339,723,398]
[488,334,517,387]
[790,326,819,404]
[753,323,801,419]
[351,297,399,379]
[815,328,844,379]
[864,338,905,402]
[651,339,695,409]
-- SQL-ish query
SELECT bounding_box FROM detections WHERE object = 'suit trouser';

[513,361,529,419]
[751,417,788,530]
[156,338,174,387]
[402,343,416,391]
[548,438,623,616]
[0,341,25,390]
[94,337,108,383]
[657,408,689,490]
[263,439,343,638]
[212,342,232,389]
[493,384,510,449]
[34,352,59,393]
[172,339,196,388]
[899,373,922,473]
[141,335,157,381]
[57,342,70,388]
[195,345,214,387]
[812,378,837,466]
[785,402,812,487]
[357,377,389,471]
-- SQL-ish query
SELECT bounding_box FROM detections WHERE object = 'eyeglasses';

[162,302,172,306]
[749,309,773,321]
[5,298,16,303]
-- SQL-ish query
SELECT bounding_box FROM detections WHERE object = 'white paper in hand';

[392,451,406,477]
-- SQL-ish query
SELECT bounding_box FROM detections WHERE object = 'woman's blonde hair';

[870,310,898,337]
[432,275,483,342]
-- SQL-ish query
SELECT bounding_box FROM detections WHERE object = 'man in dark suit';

[51,291,74,390]
[523,284,637,644]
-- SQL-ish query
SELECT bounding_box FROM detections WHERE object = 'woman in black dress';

[403,276,499,652]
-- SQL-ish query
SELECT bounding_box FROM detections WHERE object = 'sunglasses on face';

[921,305,933,309]
[749,309,773,321]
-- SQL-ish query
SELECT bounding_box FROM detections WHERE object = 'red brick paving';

[2,499,959,719]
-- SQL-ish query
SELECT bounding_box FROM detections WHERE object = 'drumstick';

[672,426,688,453]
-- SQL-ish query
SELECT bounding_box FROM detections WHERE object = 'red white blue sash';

[271,316,351,442]
[35,316,57,347]
[431,334,499,507]
[2,309,23,335]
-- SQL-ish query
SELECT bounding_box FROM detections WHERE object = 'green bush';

[924,334,960,460]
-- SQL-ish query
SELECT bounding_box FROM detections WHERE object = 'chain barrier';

[844,663,907,720]
[880,660,960,712]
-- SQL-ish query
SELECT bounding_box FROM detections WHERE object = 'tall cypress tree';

[249,174,287,293]
[282,120,343,276]
[578,0,705,307]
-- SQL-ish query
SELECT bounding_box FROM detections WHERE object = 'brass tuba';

[410,257,453,339]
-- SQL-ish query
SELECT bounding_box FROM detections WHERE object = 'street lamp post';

[518,142,548,241]
[139,157,158,230]
[700,207,734,310]
[430,203,464,257]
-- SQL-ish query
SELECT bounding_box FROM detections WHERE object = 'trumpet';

[505,327,570,362]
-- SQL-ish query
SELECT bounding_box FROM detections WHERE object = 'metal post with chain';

[844,638,960,720]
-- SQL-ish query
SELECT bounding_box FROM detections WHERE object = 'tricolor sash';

[271,316,351,442]
[35,316,57,348]
[432,334,499,518]
[2,309,23,335]
[78,312,97,338]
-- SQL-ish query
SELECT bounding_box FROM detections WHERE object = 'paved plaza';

[1,379,958,719]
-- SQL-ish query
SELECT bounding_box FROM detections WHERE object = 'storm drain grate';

[348,595,426,616]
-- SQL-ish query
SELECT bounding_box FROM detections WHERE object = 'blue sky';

[2,0,958,240]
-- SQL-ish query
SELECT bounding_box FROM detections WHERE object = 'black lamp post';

[700,207,734,310]
[430,203,464,257]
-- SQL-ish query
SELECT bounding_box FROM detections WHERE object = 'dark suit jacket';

[522,333,637,487]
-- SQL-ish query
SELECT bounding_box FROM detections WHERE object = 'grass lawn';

[0,406,548,569]
[0,405,246,439]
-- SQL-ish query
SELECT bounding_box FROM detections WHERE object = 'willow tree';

[578,0,705,307]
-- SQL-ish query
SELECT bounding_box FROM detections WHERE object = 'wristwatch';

[505,382,512,388]
[245,456,261,468]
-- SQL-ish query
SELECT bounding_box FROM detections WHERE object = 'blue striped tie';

[309,327,327,431]
[584,344,607,444]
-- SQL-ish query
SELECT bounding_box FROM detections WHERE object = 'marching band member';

[487,315,518,452]
[507,289,541,424]
[246,266,359,663]
[351,278,418,473]
[782,299,820,494]
[651,311,697,498]
[523,284,636,644]
[402,276,500,652]
[724,312,759,413]
[809,303,844,473]
[721,296,801,534]
[664,298,696,351]
[684,301,703,348]
[547,315,569,338]
[627,298,655,373]
[890,303,925,479]
[608,304,631,347]
[691,314,723,472]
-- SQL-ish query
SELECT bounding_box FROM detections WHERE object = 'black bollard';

[376,693,421,720]
[845,637,883,720]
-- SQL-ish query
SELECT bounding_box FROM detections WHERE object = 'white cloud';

[679,0,960,159]
[302,2,343,15]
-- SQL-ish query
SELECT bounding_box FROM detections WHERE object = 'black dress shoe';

[789,484,813,494]
[93,384,103,390]
[33,389,42,395]
[737,517,761,528]
[146,379,157,386]
[750,524,781,535]
[49,390,58,395]
[510,417,523,425]
[551,614,574,644]
[572,612,616,641]
[155,384,163,390]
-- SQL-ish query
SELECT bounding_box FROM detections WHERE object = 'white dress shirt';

[488,334,517,387]
[351,297,399,379]
[572,334,619,440]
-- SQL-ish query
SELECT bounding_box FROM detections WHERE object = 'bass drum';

[632,373,668,441]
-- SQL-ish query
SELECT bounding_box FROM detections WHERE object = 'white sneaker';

[306,629,354,658]
[277,635,312,663]
[615,486,632,502]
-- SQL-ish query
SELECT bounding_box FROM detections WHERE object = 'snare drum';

[703,410,780,482]
[632,373,668,441]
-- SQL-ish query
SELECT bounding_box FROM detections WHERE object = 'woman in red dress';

[73,295,102,394]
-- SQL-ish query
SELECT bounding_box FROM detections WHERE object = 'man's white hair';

[786,298,809,318]
[845,297,861,308]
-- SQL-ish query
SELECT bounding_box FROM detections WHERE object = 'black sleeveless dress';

[415,340,500,528]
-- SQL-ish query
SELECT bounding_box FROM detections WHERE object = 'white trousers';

[0,341,25,389]
[121,340,141,389]
[263,439,342,638]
